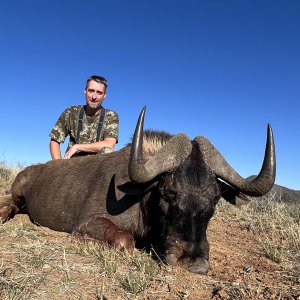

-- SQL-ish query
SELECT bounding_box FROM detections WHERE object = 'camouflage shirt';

[49,105,119,150]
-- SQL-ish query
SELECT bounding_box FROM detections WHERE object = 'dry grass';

[0,221,164,299]
[0,161,23,192]
[217,192,300,278]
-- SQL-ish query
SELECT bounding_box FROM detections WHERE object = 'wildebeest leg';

[0,194,21,224]
[0,205,20,224]
[77,216,135,251]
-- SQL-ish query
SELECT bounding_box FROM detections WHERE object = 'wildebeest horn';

[194,124,276,196]
[128,107,192,183]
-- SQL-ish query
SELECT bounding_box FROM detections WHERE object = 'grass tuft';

[218,194,300,266]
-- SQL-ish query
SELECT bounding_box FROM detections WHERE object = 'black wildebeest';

[0,107,276,274]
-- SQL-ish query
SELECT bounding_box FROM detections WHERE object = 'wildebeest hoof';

[188,258,209,274]
[114,232,135,251]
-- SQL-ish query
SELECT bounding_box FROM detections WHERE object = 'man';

[49,75,119,159]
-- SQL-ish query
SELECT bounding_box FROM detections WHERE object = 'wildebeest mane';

[127,129,174,156]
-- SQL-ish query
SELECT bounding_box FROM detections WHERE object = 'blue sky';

[0,0,299,189]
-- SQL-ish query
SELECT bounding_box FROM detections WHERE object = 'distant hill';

[247,175,300,203]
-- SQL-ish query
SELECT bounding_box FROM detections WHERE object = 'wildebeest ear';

[217,178,251,206]
[117,181,159,195]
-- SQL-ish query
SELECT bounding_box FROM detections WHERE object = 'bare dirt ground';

[0,209,299,300]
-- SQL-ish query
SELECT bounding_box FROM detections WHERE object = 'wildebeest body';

[0,107,276,274]
[16,147,146,236]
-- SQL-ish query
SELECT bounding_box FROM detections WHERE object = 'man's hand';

[64,145,79,159]
[63,138,116,159]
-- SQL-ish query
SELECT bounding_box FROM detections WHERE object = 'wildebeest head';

[128,107,276,274]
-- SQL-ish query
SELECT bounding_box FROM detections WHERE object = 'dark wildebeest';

[0,107,276,274]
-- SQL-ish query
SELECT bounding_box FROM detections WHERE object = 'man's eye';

[88,89,95,93]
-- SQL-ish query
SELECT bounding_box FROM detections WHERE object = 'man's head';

[86,75,108,91]
[84,75,108,114]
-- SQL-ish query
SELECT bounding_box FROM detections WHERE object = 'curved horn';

[128,107,192,183]
[195,124,276,196]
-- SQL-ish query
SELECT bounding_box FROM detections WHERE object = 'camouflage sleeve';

[49,108,71,143]
[104,110,119,142]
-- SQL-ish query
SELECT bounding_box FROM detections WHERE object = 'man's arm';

[49,107,73,160]
[50,139,62,160]
[63,137,117,159]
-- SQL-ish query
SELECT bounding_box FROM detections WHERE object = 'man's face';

[84,80,106,111]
